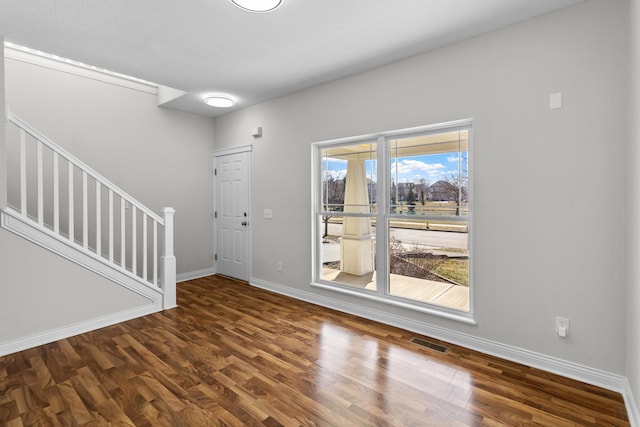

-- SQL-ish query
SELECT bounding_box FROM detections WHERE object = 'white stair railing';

[2,112,176,308]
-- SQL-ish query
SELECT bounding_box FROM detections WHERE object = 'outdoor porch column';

[340,158,374,275]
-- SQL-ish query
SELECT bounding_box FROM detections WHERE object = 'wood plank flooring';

[0,275,630,426]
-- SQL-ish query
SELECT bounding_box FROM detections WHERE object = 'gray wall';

[214,0,628,375]
[0,51,216,345]
[0,228,151,343]
[0,46,148,344]
[0,37,5,209]
[628,0,640,415]
[4,56,216,275]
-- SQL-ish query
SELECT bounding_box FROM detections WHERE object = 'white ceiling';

[0,0,583,117]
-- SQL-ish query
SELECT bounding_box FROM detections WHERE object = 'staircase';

[0,112,176,314]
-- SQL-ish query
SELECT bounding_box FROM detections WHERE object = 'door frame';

[213,144,252,281]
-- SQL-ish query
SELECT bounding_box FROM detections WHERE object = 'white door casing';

[214,147,251,281]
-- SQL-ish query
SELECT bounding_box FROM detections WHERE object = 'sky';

[323,152,467,185]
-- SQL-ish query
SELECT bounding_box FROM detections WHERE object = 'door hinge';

[214,211,217,218]
[214,254,218,261]
[214,168,217,176]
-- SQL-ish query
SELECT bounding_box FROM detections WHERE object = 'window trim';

[311,119,475,324]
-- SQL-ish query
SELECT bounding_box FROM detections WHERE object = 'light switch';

[550,92,562,109]
[263,209,273,220]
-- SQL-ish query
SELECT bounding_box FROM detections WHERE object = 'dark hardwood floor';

[0,275,630,426]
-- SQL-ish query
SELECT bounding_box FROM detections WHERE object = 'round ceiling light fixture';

[230,0,282,13]
[204,95,236,108]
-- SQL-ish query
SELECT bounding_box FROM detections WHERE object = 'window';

[312,120,472,322]
[319,140,377,290]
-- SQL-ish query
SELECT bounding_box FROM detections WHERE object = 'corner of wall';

[628,0,640,424]
[1,35,7,210]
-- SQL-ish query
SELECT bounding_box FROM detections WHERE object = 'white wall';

[628,0,640,417]
[0,50,216,348]
[215,0,628,375]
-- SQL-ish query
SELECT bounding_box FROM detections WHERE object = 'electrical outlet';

[556,317,569,338]
[277,261,283,272]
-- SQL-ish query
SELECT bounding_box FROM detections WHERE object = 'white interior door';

[214,150,250,281]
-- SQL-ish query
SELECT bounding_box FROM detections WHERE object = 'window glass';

[320,215,377,291]
[320,141,377,290]
[321,142,376,214]
[389,130,468,217]
[387,218,469,311]
[387,130,469,309]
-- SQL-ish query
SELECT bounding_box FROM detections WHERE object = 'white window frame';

[310,119,475,324]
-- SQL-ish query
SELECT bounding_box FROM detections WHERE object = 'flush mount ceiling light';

[204,96,236,108]
[230,0,282,13]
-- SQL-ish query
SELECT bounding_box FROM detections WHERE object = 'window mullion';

[375,135,388,297]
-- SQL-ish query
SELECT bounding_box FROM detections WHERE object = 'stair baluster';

[1,112,175,308]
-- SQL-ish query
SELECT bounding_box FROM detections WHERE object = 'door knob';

[241,221,248,226]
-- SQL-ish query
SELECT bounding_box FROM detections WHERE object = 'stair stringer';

[0,207,165,312]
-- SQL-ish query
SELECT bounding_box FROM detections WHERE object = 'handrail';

[3,112,176,307]
[7,112,164,224]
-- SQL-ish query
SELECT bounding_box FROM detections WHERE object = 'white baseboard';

[623,380,640,427]
[177,267,215,283]
[250,276,638,426]
[0,302,161,357]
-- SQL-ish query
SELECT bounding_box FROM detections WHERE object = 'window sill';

[310,280,477,325]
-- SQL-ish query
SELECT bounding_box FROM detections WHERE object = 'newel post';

[161,207,177,309]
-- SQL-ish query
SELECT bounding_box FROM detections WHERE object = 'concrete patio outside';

[321,267,469,311]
